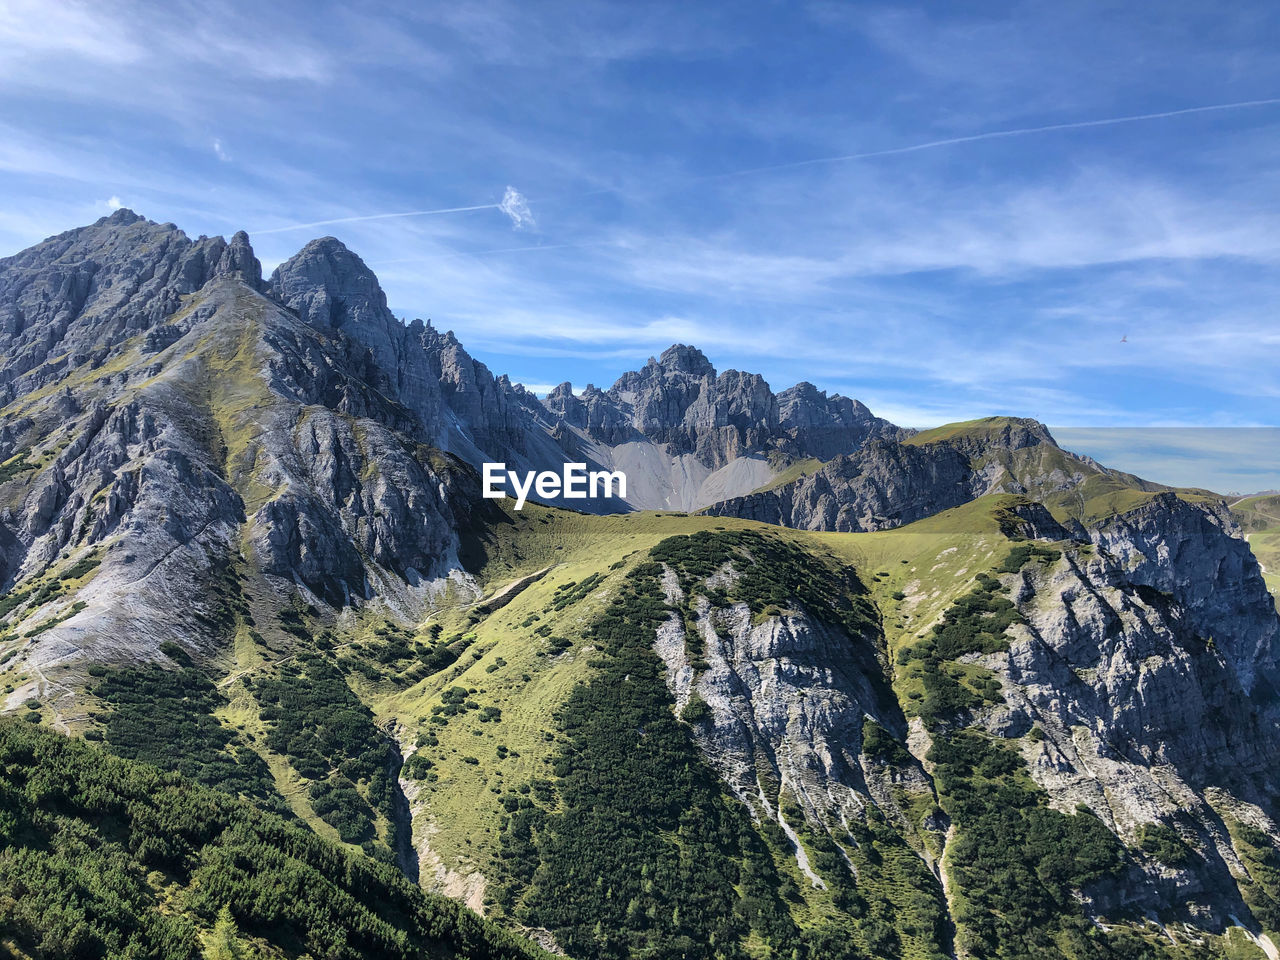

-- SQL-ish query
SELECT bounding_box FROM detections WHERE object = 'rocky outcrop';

[775,382,886,461]
[708,437,977,531]
[707,418,1156,532]
[1089,493,1280,694]
[980,519,1280,926]
[546,345,904,475]
[655,572,930,834]
[268,237,446,440]
[0,210,264,401]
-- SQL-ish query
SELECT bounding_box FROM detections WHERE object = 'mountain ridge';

[3,211,1280,960]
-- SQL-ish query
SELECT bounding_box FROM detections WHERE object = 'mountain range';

[2,211,1280,960]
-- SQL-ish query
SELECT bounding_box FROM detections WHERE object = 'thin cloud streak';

[705,98,1280,182]
[252,203,500,235]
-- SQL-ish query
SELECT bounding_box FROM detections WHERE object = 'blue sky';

[2,1,1278,487]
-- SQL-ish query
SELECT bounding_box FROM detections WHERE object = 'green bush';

[1138,823,1192,866]
[0,719,551,960]
[679,694,712,724]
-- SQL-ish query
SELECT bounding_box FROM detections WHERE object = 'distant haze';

[1051,427,1280,496]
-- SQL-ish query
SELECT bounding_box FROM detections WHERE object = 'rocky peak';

[536,343,904,470]
[991,416,1058,450]
[546,381,575,402]
[934,417,1059,454]
[268,236,392,334]
[267,237,424,423]
[214,230,262,289]
[657,343,715,378]
[103,207,143,226]
[0,212,266,400]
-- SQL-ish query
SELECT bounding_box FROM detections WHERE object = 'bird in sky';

[1121,335,1128,343]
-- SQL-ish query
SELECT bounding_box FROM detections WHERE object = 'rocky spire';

[214,230,262,288]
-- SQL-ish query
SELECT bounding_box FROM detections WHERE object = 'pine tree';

[206,904,243,960]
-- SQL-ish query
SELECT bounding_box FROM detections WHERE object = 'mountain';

[705,416,1207,532]
[542,344,905,510]
[3,212,1280,960]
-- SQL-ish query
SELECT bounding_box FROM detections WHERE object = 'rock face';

[982,510,1280,927]
[655,570,932,846]
[1090,493,1279,693]
[0,218,488,689]
[0,210,264,402]
[539,344,906,510]
[710,438,976,530]
[706,417,1162,532]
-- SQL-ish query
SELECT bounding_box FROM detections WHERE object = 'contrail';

[250,98,1280,237]
[707,98,1280,182]
[252,203,499,235]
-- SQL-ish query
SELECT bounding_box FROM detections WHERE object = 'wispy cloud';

[498,186,535,229]
[0,0,143,65]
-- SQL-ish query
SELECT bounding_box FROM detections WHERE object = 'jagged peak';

[101,207,143,226]
[656,343,715,378]
[215,230,262,288]
[268,234,392,332]
[780,380,824,399]
[290,234,355,258]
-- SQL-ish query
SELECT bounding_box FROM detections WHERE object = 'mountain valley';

[2,213,1279,960]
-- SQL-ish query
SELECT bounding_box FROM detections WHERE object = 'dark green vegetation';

[929,732,1132,959]
[255,653,398,849]
[862,718,912,765]
[546,572,606,612]
[651,529,878,639]
[495,556,804,960]
[93,664,285,810]
[0,450,34,484]
[495,531,950,960]
[0,719,550,960]
[1138,823,1193,867]
[1227,819,1280,931]
[996,543,1062,573]
[898,572,1020,728]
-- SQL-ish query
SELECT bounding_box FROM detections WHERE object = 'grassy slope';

[3,311,1268,956]
[754,456,824,492]
[1232,495,1280,601]
[433,498,1238,957]
[381,499,1024,919]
